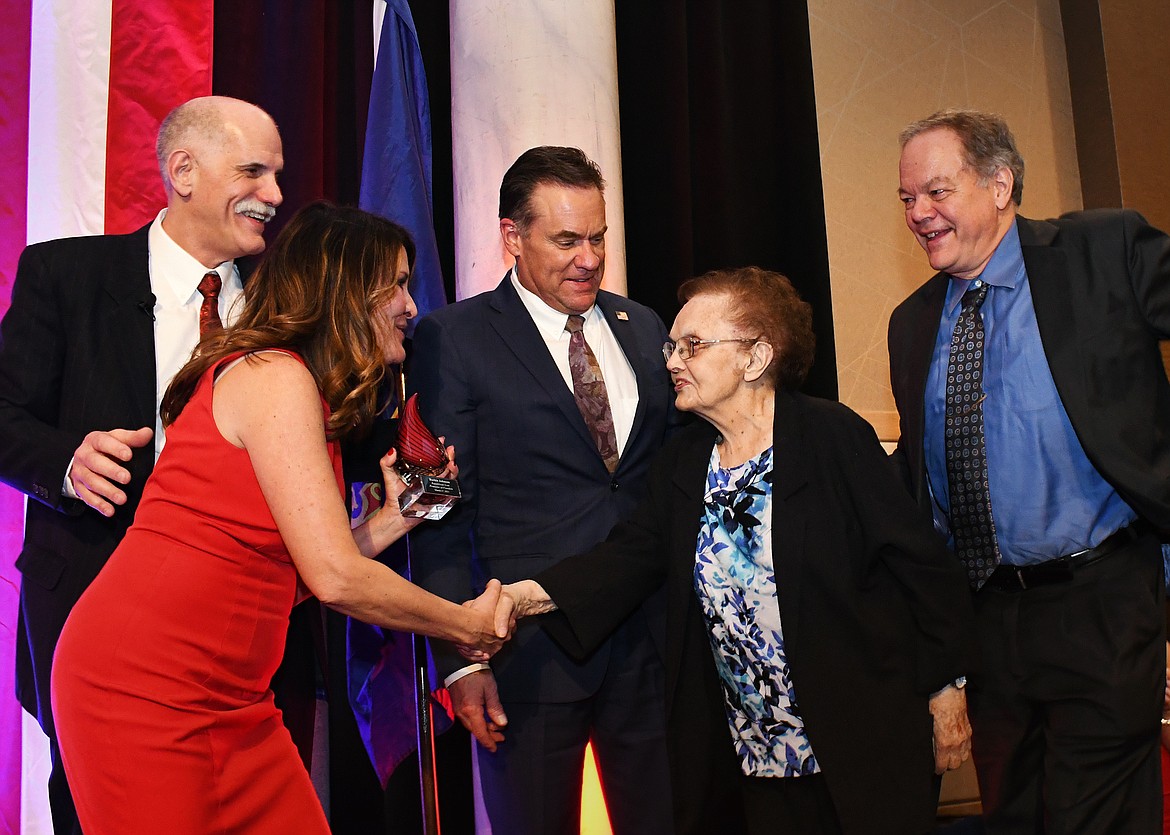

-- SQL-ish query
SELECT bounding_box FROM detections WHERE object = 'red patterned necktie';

[565,314,620,473]
[197,271,223,335]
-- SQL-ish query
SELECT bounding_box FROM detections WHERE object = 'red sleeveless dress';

[52,352,341,834]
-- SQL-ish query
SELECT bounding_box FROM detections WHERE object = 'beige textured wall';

[808,0,1082,440]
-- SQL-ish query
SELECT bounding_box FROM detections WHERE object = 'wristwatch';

[952,676,967,690]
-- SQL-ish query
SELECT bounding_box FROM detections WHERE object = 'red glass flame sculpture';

[394,394,461,520]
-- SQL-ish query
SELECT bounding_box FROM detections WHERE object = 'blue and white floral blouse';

[693,444,820,777]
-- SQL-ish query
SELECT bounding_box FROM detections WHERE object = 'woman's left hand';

[928,684,972,774]
[349,449,420,558]
[436,437,458,481]
[377,448,423,528]
[377,448,410,501]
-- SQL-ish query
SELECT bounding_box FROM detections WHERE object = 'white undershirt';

[509,269,638,454]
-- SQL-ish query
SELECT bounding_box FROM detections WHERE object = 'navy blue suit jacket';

[408,275,674,702]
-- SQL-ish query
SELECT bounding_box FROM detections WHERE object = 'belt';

[982,521,1152,591]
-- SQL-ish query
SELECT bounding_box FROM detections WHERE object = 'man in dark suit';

[408,146,675,833]
[0,95,283,833]
[888,108,1170,833]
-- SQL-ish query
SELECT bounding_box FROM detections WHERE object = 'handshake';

[446,580,557,751]
[453,579,555,663]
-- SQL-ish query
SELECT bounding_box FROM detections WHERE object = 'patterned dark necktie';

[197,271,223,335]
[944,281,1000,589]
[565,314,620,473]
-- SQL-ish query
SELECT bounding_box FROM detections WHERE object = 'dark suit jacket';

[888,210,1170,533]
[0,226,157,733]
[407,275,674,701]
[536,390,975,834]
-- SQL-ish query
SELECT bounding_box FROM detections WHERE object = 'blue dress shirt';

[923,221,1137,566]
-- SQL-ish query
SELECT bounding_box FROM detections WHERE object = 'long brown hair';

[161,201,416,439]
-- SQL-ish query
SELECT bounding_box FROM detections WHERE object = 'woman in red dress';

[51,202,510,834]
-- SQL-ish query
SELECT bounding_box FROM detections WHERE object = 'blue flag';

[360,0,447,327]
[351,0,451,786]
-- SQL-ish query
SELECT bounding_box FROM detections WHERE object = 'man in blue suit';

[409,147,675,834]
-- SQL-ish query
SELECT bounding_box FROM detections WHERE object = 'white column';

[449,1,626,300]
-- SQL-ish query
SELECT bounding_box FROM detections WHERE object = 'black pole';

[414,631,441,834]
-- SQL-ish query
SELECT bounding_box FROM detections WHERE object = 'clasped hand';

[447,581,553,750]
[456,579,517,661]
[455,580,551,662]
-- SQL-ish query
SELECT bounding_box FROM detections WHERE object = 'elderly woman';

[502,267,975,834]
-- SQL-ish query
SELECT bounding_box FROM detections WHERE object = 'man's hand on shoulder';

[68,427,153,516]
[448,668,508,752]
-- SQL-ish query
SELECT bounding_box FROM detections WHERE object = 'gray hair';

[900,109,1025,206]
[157,98,227,189]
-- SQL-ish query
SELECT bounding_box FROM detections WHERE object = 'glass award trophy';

[395,394,461,520]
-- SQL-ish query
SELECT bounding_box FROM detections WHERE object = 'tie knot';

[564,314,585,334]
[961,281,989,311]
[198,271,222,300]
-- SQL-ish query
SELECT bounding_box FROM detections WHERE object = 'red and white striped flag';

[0,2,212,831]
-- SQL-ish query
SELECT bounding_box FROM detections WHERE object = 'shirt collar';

[509,267,600,340]
[148,208,235,305]
[943,219,1025,315]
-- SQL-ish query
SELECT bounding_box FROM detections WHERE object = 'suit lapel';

[486,276,598,454]
[104,225,157,432]
[596,291,660,454]
[899,273,948,500]
[770,390,811,644]
[1017,217,1084,408]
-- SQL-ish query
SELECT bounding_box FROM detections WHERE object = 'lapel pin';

[616,311,629,321]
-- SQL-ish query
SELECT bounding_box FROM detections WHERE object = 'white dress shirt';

[147,208,245,458]
[509,269,638,454]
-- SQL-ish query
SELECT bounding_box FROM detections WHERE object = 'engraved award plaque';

[395,394,461,520]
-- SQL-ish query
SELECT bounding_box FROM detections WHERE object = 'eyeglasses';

[662,337,760,363]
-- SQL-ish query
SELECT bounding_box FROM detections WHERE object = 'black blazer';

[0,226,157,733]
[537,390,975,834]
[888,210,1170,533]
[407,276,676,701]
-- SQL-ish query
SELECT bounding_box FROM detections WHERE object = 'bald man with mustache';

[0,95,283,834]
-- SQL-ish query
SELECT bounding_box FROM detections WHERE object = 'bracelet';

[1161,717,1170,726]
[443,663,490,689]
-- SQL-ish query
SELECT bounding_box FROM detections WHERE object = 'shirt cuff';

[443,663,490,689]
[62,456,79,500]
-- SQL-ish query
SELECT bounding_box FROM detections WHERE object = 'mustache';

[234,200,276,222]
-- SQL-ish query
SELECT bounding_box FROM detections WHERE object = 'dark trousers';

[740,773,843,835]
[48,736,83,835]
[969,537,1165,834]
[475,619,673,835]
